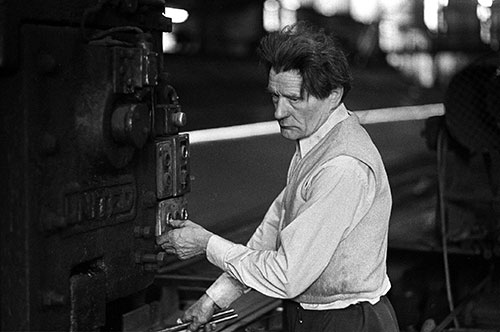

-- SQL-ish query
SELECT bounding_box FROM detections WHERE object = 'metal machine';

[0,1,189,330]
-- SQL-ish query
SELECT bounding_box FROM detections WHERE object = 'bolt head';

[171,112,187,127]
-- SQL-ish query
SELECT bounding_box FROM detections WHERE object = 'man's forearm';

[205,272,247,309]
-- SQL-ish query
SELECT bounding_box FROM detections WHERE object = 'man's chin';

[280,128,299,140]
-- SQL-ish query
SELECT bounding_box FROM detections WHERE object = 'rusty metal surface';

[0,1,187,330]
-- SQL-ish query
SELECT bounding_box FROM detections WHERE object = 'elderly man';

[157,22,399,332]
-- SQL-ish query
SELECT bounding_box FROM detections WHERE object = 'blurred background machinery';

[419,53,500,332]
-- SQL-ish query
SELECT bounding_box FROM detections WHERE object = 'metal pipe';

[186,103,445,144]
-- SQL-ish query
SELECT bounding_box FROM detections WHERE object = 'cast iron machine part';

[0,0,190,331]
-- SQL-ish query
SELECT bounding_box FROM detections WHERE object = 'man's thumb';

[169,219,187,228]
[155,233,168,245]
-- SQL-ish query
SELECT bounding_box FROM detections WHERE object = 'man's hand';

[156,219,213,260]
[181,294,221,332]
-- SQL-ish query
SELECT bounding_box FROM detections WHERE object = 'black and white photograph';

[1,0,499,331]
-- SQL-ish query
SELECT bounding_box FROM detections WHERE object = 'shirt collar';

[297,103,349,158]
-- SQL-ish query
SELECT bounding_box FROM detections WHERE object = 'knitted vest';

[282,113,392,304]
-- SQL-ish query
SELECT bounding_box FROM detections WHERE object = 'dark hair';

[257,21,352,101]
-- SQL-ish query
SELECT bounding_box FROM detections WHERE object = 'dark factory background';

[1,0,499,331]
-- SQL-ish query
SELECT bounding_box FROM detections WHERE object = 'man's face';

[267,68,336,141]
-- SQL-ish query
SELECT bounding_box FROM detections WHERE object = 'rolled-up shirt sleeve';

[206,156,374,299]
[205,272,246,309]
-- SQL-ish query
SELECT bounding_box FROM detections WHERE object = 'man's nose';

[274,98,288,120]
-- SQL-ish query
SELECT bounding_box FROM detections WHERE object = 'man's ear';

[329,87,344,108]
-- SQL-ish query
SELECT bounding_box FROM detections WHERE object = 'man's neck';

[297,103,349,158]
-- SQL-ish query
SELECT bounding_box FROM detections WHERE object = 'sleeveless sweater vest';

[282,113,392,304]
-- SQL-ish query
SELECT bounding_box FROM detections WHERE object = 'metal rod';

[155,309,237,332]
[211,309,235,319]
[209,313,239,325]
[186,103,445,144]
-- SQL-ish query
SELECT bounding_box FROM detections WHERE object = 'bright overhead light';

[478,0,493,7]
[424,0,439,32]
[313,0,349,17]
[281,0,300,10]
[263,0,280,32]
[164,7,189,24]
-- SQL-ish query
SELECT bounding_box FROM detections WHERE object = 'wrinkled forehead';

[267,68,303,96]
